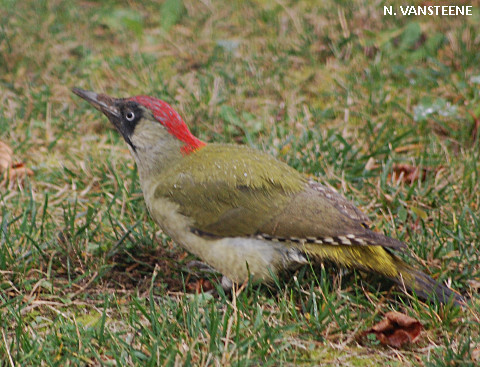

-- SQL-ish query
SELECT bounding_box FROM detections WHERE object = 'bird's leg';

[185,260,234,293]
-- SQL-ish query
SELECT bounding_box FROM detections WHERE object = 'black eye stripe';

[119,102,142,139]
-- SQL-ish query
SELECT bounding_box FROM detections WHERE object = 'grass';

[1,0,479,365]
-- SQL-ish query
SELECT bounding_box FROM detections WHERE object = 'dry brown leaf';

[0,140,33,186]
[186,278,214,293]
[390,163,439,184]
[366,311,423,348]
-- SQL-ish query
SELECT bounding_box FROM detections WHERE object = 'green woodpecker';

[72,88,463,305]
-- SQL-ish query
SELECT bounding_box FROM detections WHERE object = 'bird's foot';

[185,261,233,293]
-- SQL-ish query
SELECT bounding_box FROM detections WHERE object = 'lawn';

[1,0,479,365]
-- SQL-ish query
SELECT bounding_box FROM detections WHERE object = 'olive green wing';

[154,143,405,250]
[260,180,406,249]
[153,144,305,237]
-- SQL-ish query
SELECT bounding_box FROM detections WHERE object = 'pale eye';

[125,111,135,121]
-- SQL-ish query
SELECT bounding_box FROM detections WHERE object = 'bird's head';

[72,88,205,154]
[72,88,206,177]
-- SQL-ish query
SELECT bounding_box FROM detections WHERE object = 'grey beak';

[72,88,120,119]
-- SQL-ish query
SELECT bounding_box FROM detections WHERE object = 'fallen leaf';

[0,140,33,186]
[366,311,423,348]
[186,279,214,293]
[390,163,438,184]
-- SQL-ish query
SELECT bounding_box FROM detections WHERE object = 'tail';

[301,243,464,306]
[391,255,464,306]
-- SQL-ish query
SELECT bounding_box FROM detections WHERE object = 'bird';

[72,87,463,305]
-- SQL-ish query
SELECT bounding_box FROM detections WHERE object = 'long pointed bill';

[72,88,120,120]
